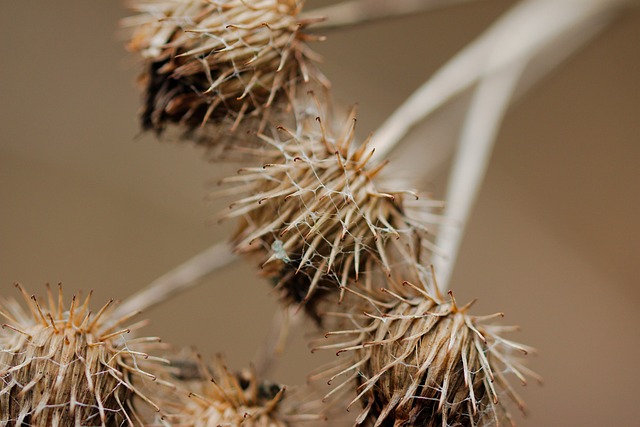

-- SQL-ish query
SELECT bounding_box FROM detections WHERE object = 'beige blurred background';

[1,0,638,425]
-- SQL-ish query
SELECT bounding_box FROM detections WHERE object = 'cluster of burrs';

[0,1,537,426]
[123,0,537,425]
[0,284,309,426]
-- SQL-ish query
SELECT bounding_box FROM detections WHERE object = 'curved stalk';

[368,0,624,165]
[433,62,527,291]
[432,0,622,291]
[114,242,237,318]
[304,0,480,31]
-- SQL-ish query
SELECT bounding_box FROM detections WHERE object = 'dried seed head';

[316,281,539,427]
[219,93,442,313]
[162,354,314,426]
[125,0,325,139]
[0,284,165,426]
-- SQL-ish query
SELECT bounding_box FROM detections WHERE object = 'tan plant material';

[124,0,325,140]
[0,284,169,426]
[313,275,539,427]
[158,353,321,426]
[218,92,442,315]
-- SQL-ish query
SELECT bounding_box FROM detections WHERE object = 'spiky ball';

[219,93,442,312]
[317,281,538,427]
[218,93,440,314]
[0,284,164,426]
[163,354,307,426]
[125,0,324,137]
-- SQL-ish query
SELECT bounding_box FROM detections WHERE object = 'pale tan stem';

[303,0,480,30]
[432,0,624,291]
[114,242,237,318]
[253,305,303,378]
[368,0,626,165]
[434,62,527,292]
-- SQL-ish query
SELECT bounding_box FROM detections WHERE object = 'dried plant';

[0,284,168,426]
[125,0,325,142]
[218,91,442,314]
[314,274,539,427]
[4,0,635,426]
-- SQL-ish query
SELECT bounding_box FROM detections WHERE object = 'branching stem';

[431,0,623,290]
[368,0,624,165]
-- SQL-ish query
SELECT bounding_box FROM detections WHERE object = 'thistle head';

[125,0,325,139]
[219,93,441,315]
[0,284,165,426]
[163,353,313,426]
[316,278,539,427]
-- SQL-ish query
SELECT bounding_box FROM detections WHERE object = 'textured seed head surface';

[315,276,539,427]
[219,91,442,315]
[125,0,324,140]
[161,354,310,427]
[0,284,164,426]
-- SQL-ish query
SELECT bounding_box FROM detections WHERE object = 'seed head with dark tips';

[161,353,319,426]
[125,0,325,141]
[219,93,442,315]
[314,276,540,427]
[0,284,167,426]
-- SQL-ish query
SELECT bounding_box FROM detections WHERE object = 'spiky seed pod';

[0,284,167,426]
[160,354,317,426]
[315,280,539,427]
[218,94,442,313]
[125,0,324,139]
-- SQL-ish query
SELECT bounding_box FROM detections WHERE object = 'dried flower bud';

[0,284,166,426]
[316,280,539,427]
[125,0,324,139]
[160,354,316,426]
[218,93,441,313]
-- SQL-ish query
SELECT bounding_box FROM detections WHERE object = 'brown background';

[1,1,639,425]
